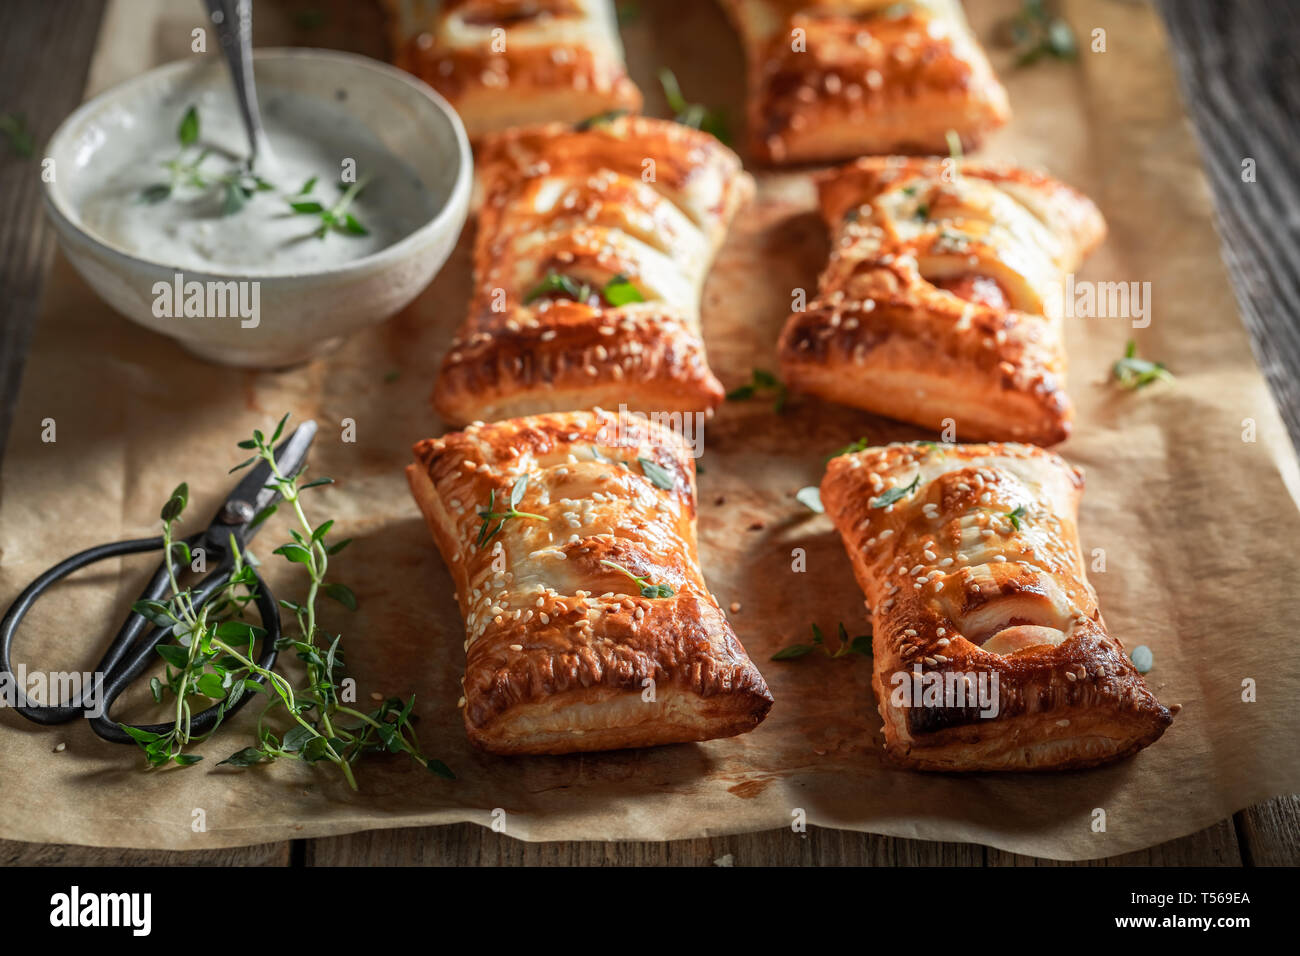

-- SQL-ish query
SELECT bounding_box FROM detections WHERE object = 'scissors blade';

[210,419,318,548]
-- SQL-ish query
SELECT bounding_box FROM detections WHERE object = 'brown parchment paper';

[2,0,1299,861]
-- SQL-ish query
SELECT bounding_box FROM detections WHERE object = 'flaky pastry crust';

[383,0,642,139]
[720,0,1011,164]
[821,441,1172,771]
[407,408,773,754]
[434,115,754,425]
[779,157,1107,445]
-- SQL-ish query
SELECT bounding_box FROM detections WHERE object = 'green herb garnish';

[871,474,920,508]
[123,415,451,787]
[603,274,645,306]
[1005,504,1026,530]
[637,456,675,490]
[827,436,871,461]
[600,559,674,599]
[726,368,789,413]
[289,173,372,238]
[1002,0,1077,67]
[140,105,274,215]
[772,623,870,661]
[524,270,591,304]
[658,67,730,143]
[0,112,35,158]
[1112,340,1173,390]
[476,475,549,548]
[575,109,630,131]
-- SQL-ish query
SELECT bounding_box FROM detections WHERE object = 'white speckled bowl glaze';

[43,48,471,368]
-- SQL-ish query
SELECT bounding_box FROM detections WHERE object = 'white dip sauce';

[77,86,437,275]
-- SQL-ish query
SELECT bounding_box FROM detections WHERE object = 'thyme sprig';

[726,368,789,413]
[0,112,35,157]
[772,623,870,661]
[871,474,920,508]
[658,68,730,143]
[1001,0,1077,67]
[289,173,373,239]
[523,270,645,306]
[599,560,674,599]
[140,105,273,214]
[1112,340,1173,390]
[122,414,453,788]
[476,475,549,548]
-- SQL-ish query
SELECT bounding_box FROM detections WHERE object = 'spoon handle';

[204,0,271,167]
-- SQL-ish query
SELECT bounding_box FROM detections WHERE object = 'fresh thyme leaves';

[523,270,645,307]
[1005,504,1026,530]
[1001,0,1077,67]
[124,414,452,788]
[772,622,870,661]
[575,108,630,131]
[1112,340,1173,390]
[177,104,199,147]
[219,169,275,216]
[871,474,920,508]
[827,436,870,461]
[658,67,730,144]
[637,456,674,490]
[0,113,35,158]
[298,176,318,195]
[289,173,372,238]
[525,270,588,304]
[140,105,275,215]
[603,274,645,306]
[726,368,789,413]
[476,475,549,548]
[599,559,674,599]
[795,486,824,513]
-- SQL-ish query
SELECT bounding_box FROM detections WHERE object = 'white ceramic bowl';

[43,48,471,368]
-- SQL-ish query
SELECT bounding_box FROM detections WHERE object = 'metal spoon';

[203,0,275,170]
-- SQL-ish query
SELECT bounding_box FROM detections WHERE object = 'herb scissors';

[0,421,316,743]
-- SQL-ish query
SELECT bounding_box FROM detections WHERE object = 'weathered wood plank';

[305,823,985,866]
[1236,796,1300,866]
[0,837,289,866]
[987,820,1241,867]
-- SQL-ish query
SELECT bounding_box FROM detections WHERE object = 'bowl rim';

[43,46,472,282]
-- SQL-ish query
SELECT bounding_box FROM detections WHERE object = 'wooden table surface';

[1,0,1297,867]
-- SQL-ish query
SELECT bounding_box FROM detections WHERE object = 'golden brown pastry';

[406,408,773,754]
[720,0,1011,164]
[821,441,1172,771]
[383,0,642,139]
[779,157,1107,445]
[434,115,754,426]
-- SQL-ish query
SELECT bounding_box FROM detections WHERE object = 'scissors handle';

[0,535,280,743]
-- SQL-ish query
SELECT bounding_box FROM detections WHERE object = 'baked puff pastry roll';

[383,0,642,139]
[821,441,1172,771]
[406,409,773,754]
[434,115,754,426]
[720,0,1011,164]
[779,157,1107,445]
